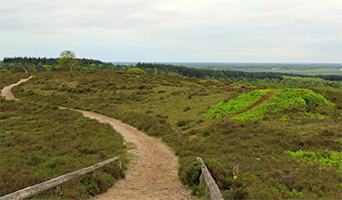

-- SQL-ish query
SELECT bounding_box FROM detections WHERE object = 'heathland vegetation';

[0,73,126,199]
[2,58,341,99]
[1,64,340,199]
[2,57,341,82]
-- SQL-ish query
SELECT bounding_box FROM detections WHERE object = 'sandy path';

[1,76,33,101]
[2,77,194,200]
[70,109,194,200]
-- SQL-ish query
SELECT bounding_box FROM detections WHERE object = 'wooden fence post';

[53,186,62,196]
[116,159,122,169]
[196,157,224,200]
[0,157,120,200]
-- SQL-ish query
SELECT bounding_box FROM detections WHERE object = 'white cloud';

[0,0,341,62]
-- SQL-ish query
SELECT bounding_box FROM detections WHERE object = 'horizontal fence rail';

[197,157,224,200]
[0,157,121,200]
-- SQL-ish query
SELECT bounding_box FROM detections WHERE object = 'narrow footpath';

[239,90,276,115]
[72,109,194,200]
[1,76,33,101]
[1,77,194,200]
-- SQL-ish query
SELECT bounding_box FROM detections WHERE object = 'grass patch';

[204,89,270,119]
[285,150,342,173]
[234,88,334,121]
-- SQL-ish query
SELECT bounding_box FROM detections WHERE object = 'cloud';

[0,0,341,62]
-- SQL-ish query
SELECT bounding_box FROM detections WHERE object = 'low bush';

[120,112,173,137]
[0,72,30,88]
[234,88,334,121]
[204,89,270,119]
[285,150,342,172]
[0,100,126,198]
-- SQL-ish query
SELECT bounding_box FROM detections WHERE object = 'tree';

[18,60,28,73]
[56,50,80,72]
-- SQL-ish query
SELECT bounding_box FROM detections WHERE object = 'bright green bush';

[234,89,334,121]
[127,68,146,74]
[285,150,342,173]
[204,89,270,119]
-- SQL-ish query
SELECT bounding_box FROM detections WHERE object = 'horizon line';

[1,57,341,65]
[111,61,342,64]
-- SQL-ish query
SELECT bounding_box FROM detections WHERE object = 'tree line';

[1,57,341,82]
[136,63,342,82]
[136,62,286,81]
[3,57,104,66]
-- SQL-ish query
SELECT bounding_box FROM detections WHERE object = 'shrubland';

[2,71,342,199]
[0,97,126,199]
[0,71,29,88]
[2,58,341,87]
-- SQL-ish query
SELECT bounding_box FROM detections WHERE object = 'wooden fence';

[0,157,121,200]
[197,157,224,200]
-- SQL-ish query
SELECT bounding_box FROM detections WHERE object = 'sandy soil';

[73,109,195,200]
[1,76,33,101]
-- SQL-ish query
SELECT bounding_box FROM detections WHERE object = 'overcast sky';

[0,0,341,62]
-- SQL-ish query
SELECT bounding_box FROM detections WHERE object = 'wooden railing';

[0,157,121,200]
[197,157,224,200]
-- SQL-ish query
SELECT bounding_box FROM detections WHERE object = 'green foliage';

[127,67,146,74]
[285,150,342,172]
[179,160,203,194]
[204,89,270,119]
[234,89,334,121]
[56,50,81,72]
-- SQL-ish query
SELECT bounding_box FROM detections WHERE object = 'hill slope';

[3,71,342,199]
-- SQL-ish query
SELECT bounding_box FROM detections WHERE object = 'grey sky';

[0,0,341,62]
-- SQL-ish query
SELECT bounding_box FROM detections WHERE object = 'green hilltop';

[205,88,334,121]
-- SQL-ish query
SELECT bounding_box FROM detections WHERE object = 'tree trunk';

[23,67,28,73]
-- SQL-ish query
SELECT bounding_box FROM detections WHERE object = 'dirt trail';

[239,90,276,115]
[66,109,194,200]
[2,78,194,200]
[1,76,33,101]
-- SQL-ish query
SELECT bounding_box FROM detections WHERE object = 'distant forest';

[3,57,104,66]
[1,57,341,82]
